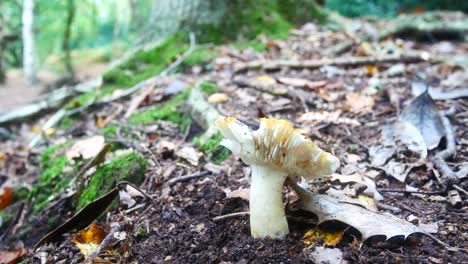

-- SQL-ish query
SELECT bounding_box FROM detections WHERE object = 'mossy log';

[379,11,468,40]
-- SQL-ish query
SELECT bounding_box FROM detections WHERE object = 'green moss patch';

[200,82,218,95]
[128,89,191,131]
[194,132,231,164]
[31,143,74,212]
[77,151,147,210]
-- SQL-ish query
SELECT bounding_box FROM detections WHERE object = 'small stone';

[407,214,419,224]
[208,93,229,104]
[439,231,448,236]
[164,256,172,261]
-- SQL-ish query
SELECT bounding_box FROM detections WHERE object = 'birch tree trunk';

[22,0,37,86]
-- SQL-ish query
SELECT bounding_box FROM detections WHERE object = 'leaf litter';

[1,12,468,264]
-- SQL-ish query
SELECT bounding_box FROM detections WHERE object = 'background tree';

[62,0,75,79]
[22,0,37,85]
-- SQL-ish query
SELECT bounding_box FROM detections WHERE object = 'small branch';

[213,212,249,222]
[377,189,443,195]
[377,203,402,214]
[432,115,458,185]
[234,54,431,73]
[167,170,210,186]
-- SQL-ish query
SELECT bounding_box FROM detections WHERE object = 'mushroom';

[215,117,340,239]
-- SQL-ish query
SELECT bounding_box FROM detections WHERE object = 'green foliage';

[128,89,191,129]
[200,82,218,95]
[77,151,147,210]
[100,124,118,138]
[193,132,231,164]
[32,143,74,212]
[325,0,468,18]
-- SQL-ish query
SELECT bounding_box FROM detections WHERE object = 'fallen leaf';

[412,81,468,100]
[330,173,383,201]
[399,91,445,150]
[369,121,427,182]
[0,186,13,210]
[363,64,379,76]
[175,147,202,166]
[70,223,106,259]
[302,226,344,246]
[291,183,424,241]
[345,92,375,114]
[207,93,229,104]
[66,136,106,160]
[0,248,26,264]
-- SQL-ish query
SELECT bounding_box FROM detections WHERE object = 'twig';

[28,109,66,148]
[394,201,419,215]
[377,188,443,195]
[452,184,468,196]
[167,170,210,186]
[377,203,402,214]
[89,223,121,262]
[213,211,249,222]
[432,115,458,185]
[234,54,431,73]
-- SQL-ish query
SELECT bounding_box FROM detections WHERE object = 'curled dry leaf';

[329,173,384,201]
[369,121,427,182]
[399,91,445,150]
[66,135,105,160]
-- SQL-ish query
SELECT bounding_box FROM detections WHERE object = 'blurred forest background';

[0,0,467,87]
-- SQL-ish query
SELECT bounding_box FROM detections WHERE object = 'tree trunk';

[0,43,5,84]
[63,0,75,78]
[22,0,36,86]
[146,0,226,41]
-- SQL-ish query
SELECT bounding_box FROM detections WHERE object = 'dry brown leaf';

[70,223,106,259]
[0,248,26,264]
[0,186,13,210]
[302,226,344,246]
[345,92,375,114]
[66,136,105,160]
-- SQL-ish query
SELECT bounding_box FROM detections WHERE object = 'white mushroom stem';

[250,165,289,239]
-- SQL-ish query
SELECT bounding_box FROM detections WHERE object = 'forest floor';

[0,14,467,264]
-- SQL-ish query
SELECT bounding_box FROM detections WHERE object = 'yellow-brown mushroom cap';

[215,117,340,179]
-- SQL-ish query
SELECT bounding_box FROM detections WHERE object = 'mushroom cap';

[215,117,340,179]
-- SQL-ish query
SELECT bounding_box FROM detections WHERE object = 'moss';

[64,91,96,109]
[194,132,231,164]
[30,142,76,212]
[184,48,219,66]
[0,211,12,226]
[200,82,218,95]
[128,89,191,130]
[58,116,75,129]
[100,124,118,138]
[77,151,147,210]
